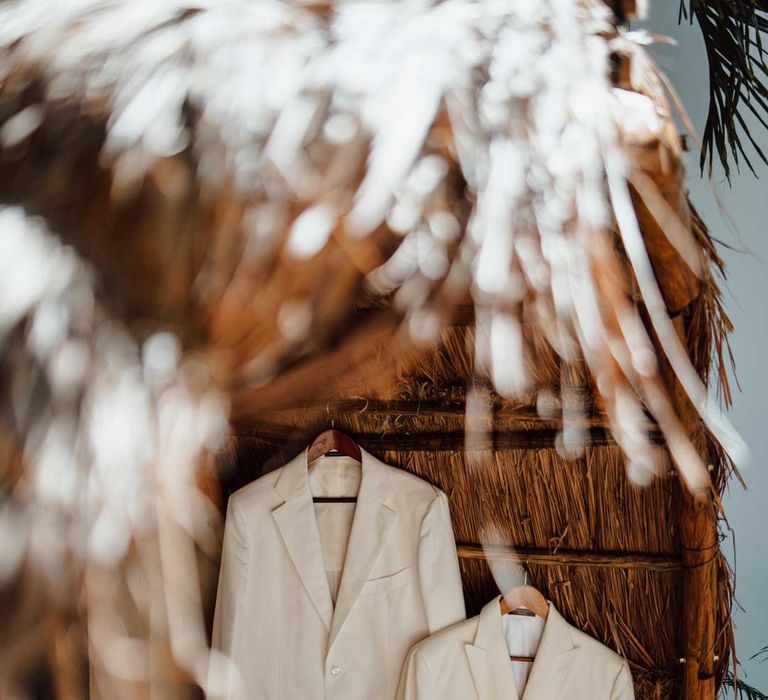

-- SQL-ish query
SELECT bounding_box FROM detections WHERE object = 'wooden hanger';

[308,427,361,503]
[499,576,549,663]
[499,585,549,618]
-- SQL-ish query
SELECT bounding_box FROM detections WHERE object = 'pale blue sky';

[645,3,768,693]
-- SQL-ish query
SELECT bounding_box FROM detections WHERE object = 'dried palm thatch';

[0,0,745,699]
[220,277,727,699]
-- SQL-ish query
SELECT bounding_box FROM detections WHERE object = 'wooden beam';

[664,315,718,699]
[619,55,717,694]
[229,425,665,450]
[679,489,718,697]
[457,543,681,572]
[234,397,620,426]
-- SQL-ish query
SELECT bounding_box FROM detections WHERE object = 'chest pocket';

[360,567,412,595]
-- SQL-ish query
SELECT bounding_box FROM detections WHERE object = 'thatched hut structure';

[219,217,734,700]
[0,0,756,698]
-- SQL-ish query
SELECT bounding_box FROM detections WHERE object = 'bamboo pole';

[618,47,718,695]
[637,253,718,699]
[230,425,666,451]
[660,315,718,700]
[621,260,718,696]
[679,487,718,698]
[232,398,622,426]
[456,543,681,572]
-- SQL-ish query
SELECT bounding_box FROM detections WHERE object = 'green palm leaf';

[679,1,768,180]
[722,671,768,699]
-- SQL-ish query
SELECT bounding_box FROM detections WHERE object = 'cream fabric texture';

[396,597,634,700]
[309,456,360,603]
[501,613,545,695]
[209,446,466,700]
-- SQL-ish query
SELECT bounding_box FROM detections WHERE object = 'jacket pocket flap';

[360,567,412,595]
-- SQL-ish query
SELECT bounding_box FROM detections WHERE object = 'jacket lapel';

[272,449,334,631]
[521,606,576,700]
[328,448,395,648]
[465,598,520,700]
[465,599,577,700]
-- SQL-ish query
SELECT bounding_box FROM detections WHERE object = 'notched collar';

[466,597,577,700]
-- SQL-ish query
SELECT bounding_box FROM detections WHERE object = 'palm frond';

[722,671,768,699]
[680,1,768,180]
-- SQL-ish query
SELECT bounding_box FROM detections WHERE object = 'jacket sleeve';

[610,661,635,700]
[396,646,433,700]
[417,489,466,633]
[209,495,249,698]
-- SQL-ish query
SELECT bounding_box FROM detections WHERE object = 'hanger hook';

[326,400,334,428]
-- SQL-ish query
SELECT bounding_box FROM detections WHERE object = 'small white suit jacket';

[209,447,466,700]
[397,597,634,700]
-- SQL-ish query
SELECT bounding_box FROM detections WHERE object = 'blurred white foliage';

[0,206,228,689]
[0,0,747,692]
[0,0,743,518]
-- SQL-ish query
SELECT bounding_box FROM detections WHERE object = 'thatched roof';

[218,274,730,699]
[0,1,744,698]
[0,0,743,479]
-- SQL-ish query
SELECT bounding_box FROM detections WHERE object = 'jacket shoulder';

[569,626,628,671]
[227,467,282,510]
[380,460,444,502]
[409,614,478,660]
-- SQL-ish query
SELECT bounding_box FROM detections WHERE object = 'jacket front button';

[330,666,341,676]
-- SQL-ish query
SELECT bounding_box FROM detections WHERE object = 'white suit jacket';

[209,446,466,700]
[397,597,634,700]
